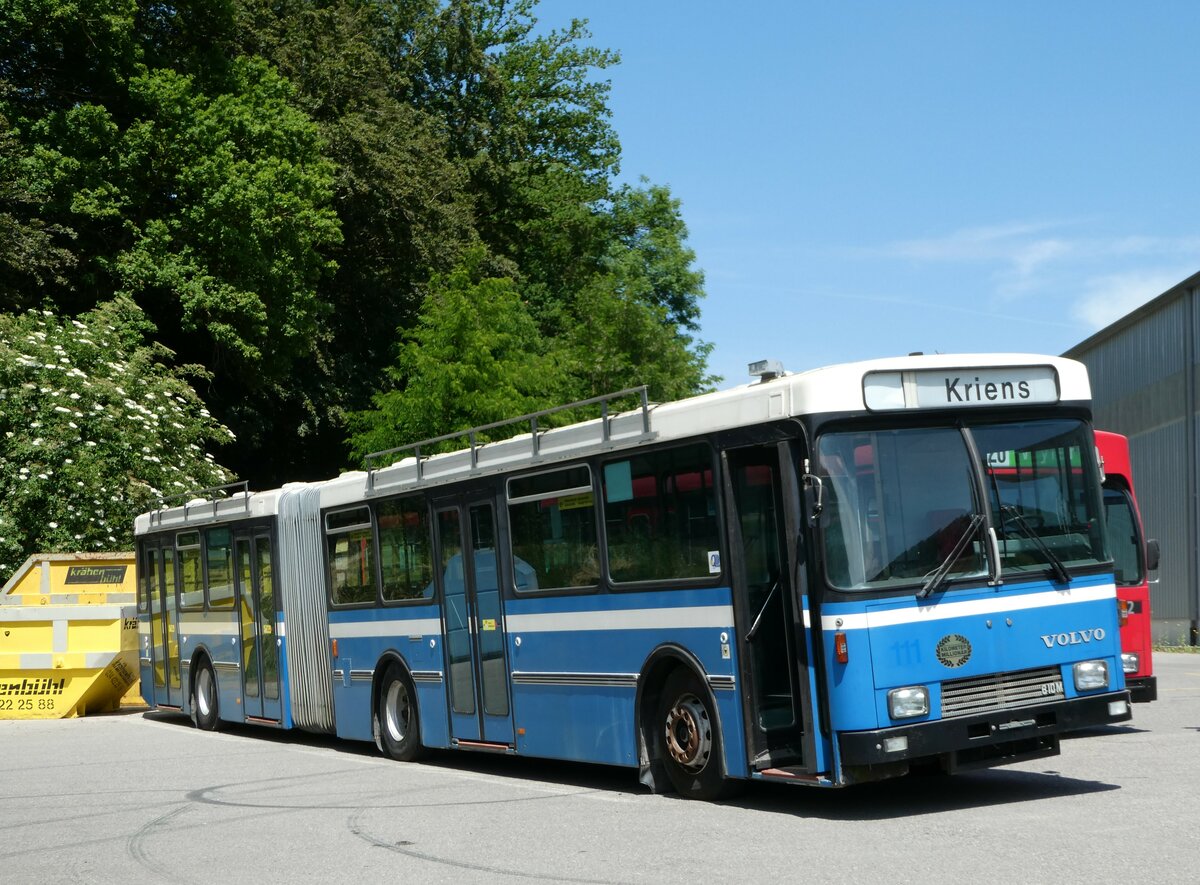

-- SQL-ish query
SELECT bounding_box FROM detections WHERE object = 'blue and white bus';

[135,353,1131,799]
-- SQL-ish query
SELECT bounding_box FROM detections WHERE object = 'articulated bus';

[136,353,1131,799]
[1096,431,1159,702]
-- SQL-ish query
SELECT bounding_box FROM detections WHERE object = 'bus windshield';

[818,418,1107,592]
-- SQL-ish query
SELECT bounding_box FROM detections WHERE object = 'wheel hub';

[385,681,410,742]
[664,693,712,772]
[198,669,214,716]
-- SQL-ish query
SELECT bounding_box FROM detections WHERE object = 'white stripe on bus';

[329,618,443,639]
[176,620,240,636]
[505,605,734,633]
[820,582,1116,632]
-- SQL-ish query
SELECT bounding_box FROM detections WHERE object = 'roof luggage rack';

[364,386,653,494]
[147,480,251,528]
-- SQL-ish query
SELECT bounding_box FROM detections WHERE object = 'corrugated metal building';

[1065,269,1200,645]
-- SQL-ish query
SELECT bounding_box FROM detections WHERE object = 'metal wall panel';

[1070,286,1197,643]
[1085,296,1188,410]
[1131,422,1190,624]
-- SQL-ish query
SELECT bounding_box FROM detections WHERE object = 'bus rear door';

[237,533,282,721]
[434,492,514,748]
[144,541,182,708]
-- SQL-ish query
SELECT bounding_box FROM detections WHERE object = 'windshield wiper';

[1000,504,1071,585]
[919,513,984,598]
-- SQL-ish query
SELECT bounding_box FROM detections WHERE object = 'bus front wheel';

[657,668,733,800]
[378,664,425,762]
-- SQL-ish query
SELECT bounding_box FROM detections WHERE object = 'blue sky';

[534,2,1200,387]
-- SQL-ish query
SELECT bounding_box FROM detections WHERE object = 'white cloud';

[1071,270,1191,330]
[880,221,1067,263]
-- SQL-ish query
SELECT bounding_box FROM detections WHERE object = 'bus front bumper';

[1127,675,1157,703]
[838,691,1132,771]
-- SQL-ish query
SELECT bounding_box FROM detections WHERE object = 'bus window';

[378,496,434,602]
[206,527,235,609]
[177,531,203,611]
[326,507,377,605]
[974,419,1107,575]
[818,428,985,590]
[602,443,720,583]
[508,466,598,591]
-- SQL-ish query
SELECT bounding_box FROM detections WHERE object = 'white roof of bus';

[133,485,310,536]
[317,352,1090,509]
[132,353,1090,526]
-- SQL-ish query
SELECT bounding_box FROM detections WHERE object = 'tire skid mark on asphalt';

[126,805,197,885]
[128,710,644,804]
[186,768,606,810]
[344,806,624,884]
[1,796,194,835]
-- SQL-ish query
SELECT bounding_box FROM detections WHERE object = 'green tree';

[0,2,342,484]
[0,112,76,302]
[233,0,478,482]
[114,59,340,380]
[0,297,234,576]
[346,249,559,462]
[389,0,620,289]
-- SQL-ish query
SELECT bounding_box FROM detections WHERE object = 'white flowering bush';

[0,297,234,576]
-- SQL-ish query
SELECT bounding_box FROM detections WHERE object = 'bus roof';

[319,352,1090,509]
[133,484,315,536]
[133,352,1091,527]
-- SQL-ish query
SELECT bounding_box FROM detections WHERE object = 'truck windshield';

[817,418,1107,592]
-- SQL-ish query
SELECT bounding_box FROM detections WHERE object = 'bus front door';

[237,534,281,722]
[147,543,182,708]
[435,497,514,748]
[725,442,815,772]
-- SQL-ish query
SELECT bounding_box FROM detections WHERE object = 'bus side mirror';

[1145,538,1160,573]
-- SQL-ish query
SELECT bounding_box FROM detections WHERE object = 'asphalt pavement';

[1,653,1197,884]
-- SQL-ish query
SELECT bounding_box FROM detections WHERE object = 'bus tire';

[193,659,220,731]
[378,664,425,762]
[657,667,733,800]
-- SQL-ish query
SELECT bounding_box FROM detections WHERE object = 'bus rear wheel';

[378,664,425,762]
[657,668,734,800]
[193,660,219,731]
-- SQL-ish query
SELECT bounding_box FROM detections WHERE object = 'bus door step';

[454,739,513,753]
[756,766,830,786]
[245,716,281,727]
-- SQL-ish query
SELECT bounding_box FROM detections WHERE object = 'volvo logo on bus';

[1040,628,1106,648]
[935,634,972,668]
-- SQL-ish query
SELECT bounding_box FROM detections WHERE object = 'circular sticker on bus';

[936,634,972,668]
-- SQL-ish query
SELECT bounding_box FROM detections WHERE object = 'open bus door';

[723,439,821,776]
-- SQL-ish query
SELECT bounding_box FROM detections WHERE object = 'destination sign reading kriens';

[863,366,1059,411]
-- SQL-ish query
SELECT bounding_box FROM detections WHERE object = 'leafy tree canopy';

[0,0,714,493]
[0,297,234,575]
[346,248,559,462]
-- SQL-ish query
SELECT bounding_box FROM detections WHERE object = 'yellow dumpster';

[0,552,143,718]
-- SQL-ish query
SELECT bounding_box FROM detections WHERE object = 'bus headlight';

[1121,653,1140,675]
[1073,660,1110,692]
[888,686,929,719]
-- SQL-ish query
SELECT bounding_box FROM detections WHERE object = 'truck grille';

[941,666,1064,718]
